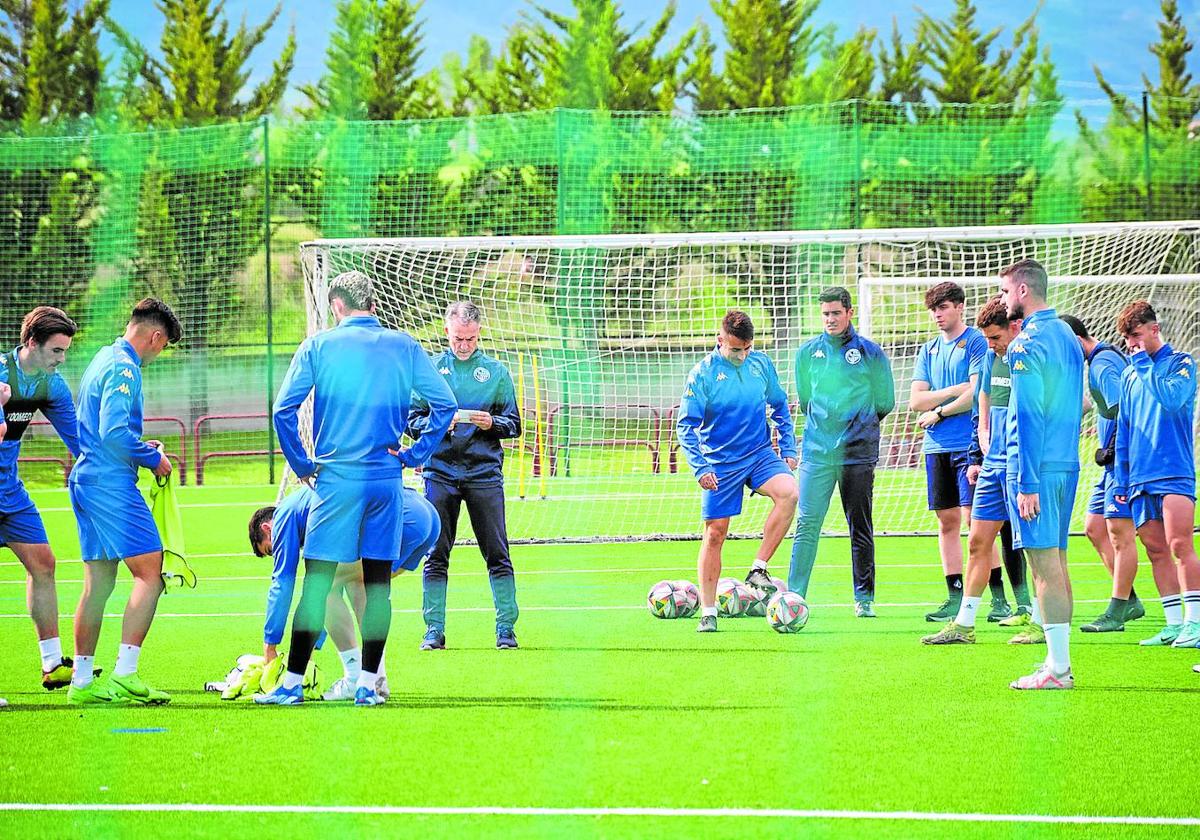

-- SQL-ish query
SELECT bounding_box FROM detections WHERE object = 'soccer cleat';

[375,676,390,700]
[419,628,446,651]
[68,679,129,706]
[1010,664,1074,690]
[108,673,170,706]
[253,683,304,705]
[987,598,1013,623]
[1194,664,1200,673]
[0,697,6,708]
[1170,621,1200,648]
[925,596,961,623]
[1140,624,1184,647]
[43,657,102,691]
[496,626,519,649]
[855,600,876,618]
[354,686,385,706]
[1007,624,1046,645]
[696,615,718,633]
[745,567,778,597]
[322,677,356,701]
[1124,596,1146,623]
[998,607,1032,627]
[921,621,976,645]
[1080,611,1125,633]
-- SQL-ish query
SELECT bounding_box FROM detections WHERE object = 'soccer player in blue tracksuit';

[1000,259,1083,690]
[248,484,440,700]
[923,296,1035,645]
[0,308,83,695]
[262,270,456,706]
[407,301,521,651]
[789,287,894,616]
[910,282,989,622]
[1060,314,1147,633]
[68,299,181,705]
[676,310,798,633]
[1112,300,1200,649]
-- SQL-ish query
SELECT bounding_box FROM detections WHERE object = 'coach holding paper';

[408,301,522,651]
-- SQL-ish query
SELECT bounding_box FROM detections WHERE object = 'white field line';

[0,803,1196,826]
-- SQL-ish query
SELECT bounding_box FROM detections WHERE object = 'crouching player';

[248,484,441,700]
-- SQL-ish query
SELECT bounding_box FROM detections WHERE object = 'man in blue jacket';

[1001,259,1083,690]
[408,301,522,651]
[676,310,798,633]
[261,271,457,706]
[1113,300,1199,650]
[789,287,894,616]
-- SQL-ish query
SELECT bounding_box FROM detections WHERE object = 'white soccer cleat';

[375,675,390,700]
[1010,665,1074,690]
[322,677,356,702]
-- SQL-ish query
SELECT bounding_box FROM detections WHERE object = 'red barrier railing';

[20,416,188,485]
[193,412,278,485]
[540,404,664,476]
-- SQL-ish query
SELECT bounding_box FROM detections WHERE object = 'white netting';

[288,221,1200,541]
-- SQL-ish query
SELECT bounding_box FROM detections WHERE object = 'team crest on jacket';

[845,348,862,365]
[956,339,966,348]
[473,367,490,382]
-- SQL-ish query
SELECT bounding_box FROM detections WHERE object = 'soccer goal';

[292,220,1200,542]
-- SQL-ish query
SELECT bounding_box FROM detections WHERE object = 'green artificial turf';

[0,485,1197,839]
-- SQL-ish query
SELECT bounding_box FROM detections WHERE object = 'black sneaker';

[496,626,519,649]
[745,567,778,597]
[925,596,961,622]
[696,615,718,633]
[420,628,446,650]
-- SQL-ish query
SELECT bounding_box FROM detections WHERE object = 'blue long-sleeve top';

[273,316,457,480]
[1086,343,1128,462]
[1114,343,1196,498]
[1004,308,1084,493]
[977,349,1014,471]
[70,338,162,486]
[912,325,988,453]
[262,486,312,646]
[676,348,796,478]
[794,325,895,466]
[407,348,521,485]
[0,347,79,505]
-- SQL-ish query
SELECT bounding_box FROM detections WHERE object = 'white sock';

[1162,594,1183,626]
[282,671,304,690]
[38,637,63,671]
[702,606,718,618]
[1182,590,1200,623]
[71,655,95,689]
[955,596,981,628]
[339,647,362,681]
[1044,623,1071,673]
[377,653,387,681]
[1030,596,1043,627]
[752,559,768,571]
[356,670,377,692]
[113,644,140,677]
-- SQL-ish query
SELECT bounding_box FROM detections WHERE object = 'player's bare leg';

[1082,515,1141,631]
[1164,495,1200,647]
[697,517,729,632]
[926,506,966,621]
[101,550,170,704]
[323,563,365,700]
[67,560,120,703]
[1020,547,1072,681]
[10,542,59,642]
[1085,512,1115,577]
[1136,519,1186,646]
[753,473,798,565]
[923,518,1003,644]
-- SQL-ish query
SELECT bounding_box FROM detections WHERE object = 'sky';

[104,0,1200,108]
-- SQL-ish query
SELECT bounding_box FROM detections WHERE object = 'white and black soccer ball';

[766,591,809,633]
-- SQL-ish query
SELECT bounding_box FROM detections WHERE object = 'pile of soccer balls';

[646,577,809,632]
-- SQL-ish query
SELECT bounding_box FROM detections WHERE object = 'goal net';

[291,221,1200,542]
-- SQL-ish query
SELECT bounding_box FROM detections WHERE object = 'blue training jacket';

[70,338,162,487]
[1005,308,1084,493]
[407,348,521,485]
[1086,343,1128,468]
[262,486,312,646]
[274,315,457,480]
[1114,343,1196,498]
[794,325,895,466]
[676,348,796,478]
[0,347,79,507]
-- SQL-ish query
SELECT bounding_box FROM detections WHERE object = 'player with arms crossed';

[68,298,180,705]
[1112,301,1200,650]
[910,282,989,622]
[259,271,456,706]
[1000,260,1084,690]
[676,310,798,633]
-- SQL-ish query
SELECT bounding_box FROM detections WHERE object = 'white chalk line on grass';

[0,803,1195,826]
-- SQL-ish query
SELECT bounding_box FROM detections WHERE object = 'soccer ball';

[647,580,685,618]
[744,586,769,617]
[717,578,752,617]
[767,591,809,633]
[672,580,700,617]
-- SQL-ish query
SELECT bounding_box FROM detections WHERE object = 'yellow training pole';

[532,354,547,499]
[516,353,527,500]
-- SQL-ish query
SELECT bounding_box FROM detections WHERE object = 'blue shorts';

[69,480,162,562]
[393,488,441,574]
[1087,472,1131,520]
[926,451,974,510]
[305,472,405,563]
[701,449,792,521]
[971,466,1009,523]
[0,484,48,546]
[1006,471,1078,551]
[1130,479,1197,529]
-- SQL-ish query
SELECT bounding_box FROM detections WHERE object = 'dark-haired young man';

[789,287,894,616]
[68,298,181,705]
[910,281,988,622]
[0,308,83,697]
[677,310,798,633]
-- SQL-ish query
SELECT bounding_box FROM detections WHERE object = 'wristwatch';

[933,405,944,419]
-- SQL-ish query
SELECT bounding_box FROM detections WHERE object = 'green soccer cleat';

[1080,611,1125,633]
[1124,596,1146,623]
[987,598,1013,623]
[1171,621,1200,648]
[925,596,962,623]
[921,621,976,645]
[1140,624,1184,647]
[998,607,1032,628]
[68,679,130,706]
[855,600,876,618]
[1007,623,1046,645]
[108,673,170,706]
